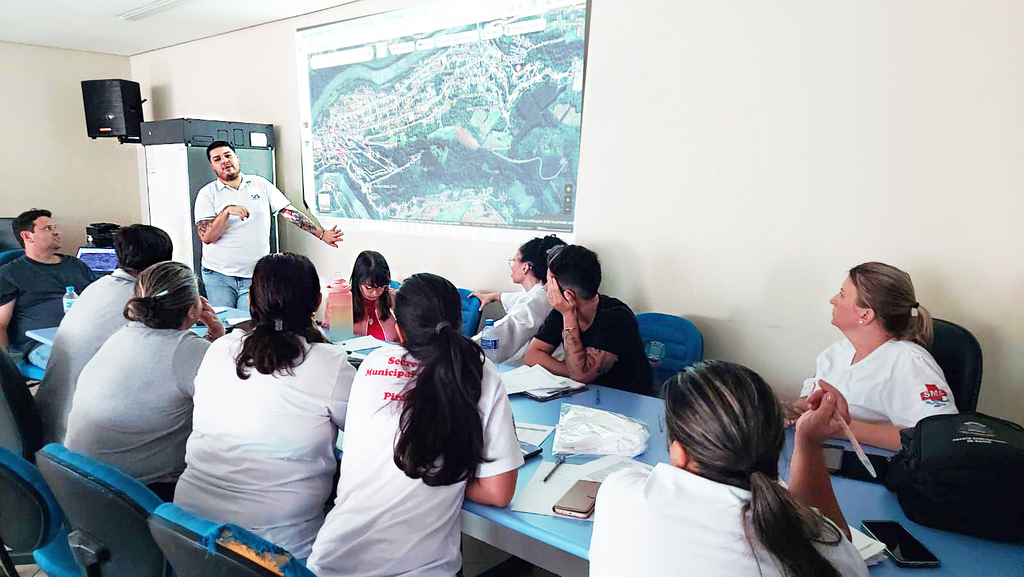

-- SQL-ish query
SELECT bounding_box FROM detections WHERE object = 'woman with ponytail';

[66,261,223,501]
[590,361,867,577]
[308,273,523,577]
[794,262,956,450]
[174,253,355,559]
[470,234,567,365]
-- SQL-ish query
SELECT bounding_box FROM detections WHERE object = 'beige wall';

[129,0,1024,421]
[0,41,141,249]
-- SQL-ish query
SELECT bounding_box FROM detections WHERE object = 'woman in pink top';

[351,251,398,341]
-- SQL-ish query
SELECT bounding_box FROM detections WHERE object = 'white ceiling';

[0,0,357,56]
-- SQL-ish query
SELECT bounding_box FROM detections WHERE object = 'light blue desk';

[463,382,1024,576]
[25,307,249,346]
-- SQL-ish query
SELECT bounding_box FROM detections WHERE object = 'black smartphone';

[519,441,542,459]
[861,520,940,568]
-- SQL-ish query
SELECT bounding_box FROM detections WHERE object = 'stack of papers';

[515,423,555,446]
[501,364,586,396]
[338,335,387,353]
[223,316,251,327]
[850,528,887,565]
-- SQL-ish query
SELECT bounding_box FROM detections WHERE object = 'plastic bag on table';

[552,403,650,457]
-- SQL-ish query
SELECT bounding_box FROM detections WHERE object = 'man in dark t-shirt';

[0,209,94,369]
[525,245,653,395]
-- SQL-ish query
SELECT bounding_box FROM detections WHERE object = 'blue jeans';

[27,343,52,369]
[201,268,251,311]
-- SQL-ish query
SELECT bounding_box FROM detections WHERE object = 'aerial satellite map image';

[301,1,589,233]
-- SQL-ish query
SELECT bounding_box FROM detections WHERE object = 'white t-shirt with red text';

[307,343,523,577]
[800,339,957,429]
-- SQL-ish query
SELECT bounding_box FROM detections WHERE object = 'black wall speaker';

[81,79,144,142]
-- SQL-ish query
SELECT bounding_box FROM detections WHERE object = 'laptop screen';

[76,247,118,273]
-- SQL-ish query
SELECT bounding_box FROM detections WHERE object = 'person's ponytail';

[392,274,487,486]
[747,471,842,577]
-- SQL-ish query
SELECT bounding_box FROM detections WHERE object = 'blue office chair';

[35,444,170,576]
[458,289,482,337]
[0,249,24,269]
[148,503,315,577]
[16,359,46,384]
[0,349,43,462]
[636,313,704,394]
[0,447,77,577]
[929,319,983,412]
[389,280,401,290]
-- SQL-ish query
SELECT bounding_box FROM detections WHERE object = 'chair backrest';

[35,444,170,576]
[148,503,315,577]
[636,313,704,393]
[0,249,24,269]
[389,280,401,290]
[929,319,983,412]
[0,446,64,556]
[0,349,43,461]
[458,289,482,337]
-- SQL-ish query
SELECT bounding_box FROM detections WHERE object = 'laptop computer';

[76,246,118,275]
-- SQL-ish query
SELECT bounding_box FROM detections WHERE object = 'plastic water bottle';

[62,286,79,314]
[481,319,499,363]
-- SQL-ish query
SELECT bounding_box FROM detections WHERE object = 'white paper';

[516,423,555,446]
[338,335,387,352]
[576,455,654,483]
[224,317,251,326]
[509,460,594,522]
[850,528,888,565]
[501,364,565,395]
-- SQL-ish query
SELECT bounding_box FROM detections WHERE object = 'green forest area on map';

[308,6,586,230]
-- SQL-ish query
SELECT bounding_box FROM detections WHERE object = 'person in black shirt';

[525,245,653,395]
[0,209,94,369]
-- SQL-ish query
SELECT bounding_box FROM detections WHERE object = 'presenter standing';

[194,141,343,310]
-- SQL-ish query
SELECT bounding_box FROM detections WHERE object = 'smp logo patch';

[958,421,997,438]
[250,193,262,200]
[920,384,950,408]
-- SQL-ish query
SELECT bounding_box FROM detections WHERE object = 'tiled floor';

[10,536,559,577]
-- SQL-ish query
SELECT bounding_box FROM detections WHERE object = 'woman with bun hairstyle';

[590,361,867,577]
[175,253,355,559]
[65,261,223,501]
[794,262,956,450]
[351,250,398,341]
[470,234,566,365]
[308,273,522,577]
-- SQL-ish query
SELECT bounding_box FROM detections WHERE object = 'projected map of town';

[303,2,587,233]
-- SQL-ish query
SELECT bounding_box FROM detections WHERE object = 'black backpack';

[885,412,1024,541]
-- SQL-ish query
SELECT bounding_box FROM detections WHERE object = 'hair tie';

[153,289,169,298]
[910,302,920,317]
[434,321,451,334]
[274,318,284,331]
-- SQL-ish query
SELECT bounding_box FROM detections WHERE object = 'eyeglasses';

[507,257,517,268]
[360,283,388,291]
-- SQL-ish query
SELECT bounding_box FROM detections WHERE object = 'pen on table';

[658,415,663,432]
[543,455,566,483]
[838,418,877,478]
[595,388,600,405]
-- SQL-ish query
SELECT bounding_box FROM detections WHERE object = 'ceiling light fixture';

[117,0,198,21]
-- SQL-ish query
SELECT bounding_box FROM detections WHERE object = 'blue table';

[464,383,1024,576]
[25,308,249,346]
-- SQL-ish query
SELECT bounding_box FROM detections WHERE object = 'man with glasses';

[0,209,94,370]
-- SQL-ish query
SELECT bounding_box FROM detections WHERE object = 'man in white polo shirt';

[194,140,343,310]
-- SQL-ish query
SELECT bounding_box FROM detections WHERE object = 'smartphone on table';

[861,520,940,568]
[552,480,600,519]
[519,441,542,459]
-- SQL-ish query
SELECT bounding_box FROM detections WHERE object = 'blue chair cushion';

[636,313,704,390]
[0,249,24,269]
[17,359,45,382]
[154,503,314,577]
[39,443,164,514]
[34,525,80,577]
[458,289,482,337]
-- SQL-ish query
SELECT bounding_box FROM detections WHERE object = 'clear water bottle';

[62,286,79,314]
[481,318,499,363]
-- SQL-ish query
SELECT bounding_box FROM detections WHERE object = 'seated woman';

[174,253,355,559]
[307,273,523,577]
[794,262,956,450]
[65,261,224,502]
[351,250,398,341]
[470,234,566,365]
[590,361,868,577]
